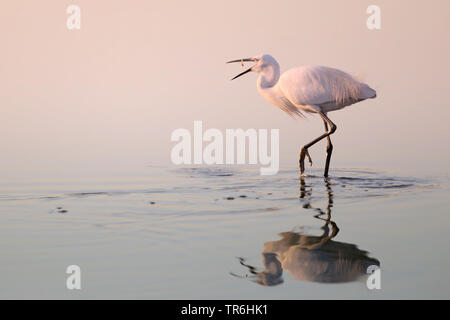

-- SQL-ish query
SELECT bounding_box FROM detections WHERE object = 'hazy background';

[1,0,449,181]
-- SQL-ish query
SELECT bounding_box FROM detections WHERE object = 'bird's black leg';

[323,120,333,177]
[299,112,336,176]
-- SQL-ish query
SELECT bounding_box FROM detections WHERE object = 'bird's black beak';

[230,67,252,80]
[227,58,255,80]
[227,58,255,64]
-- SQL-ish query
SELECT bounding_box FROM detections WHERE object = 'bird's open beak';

[229,67,252,80]
[227,58,256,80]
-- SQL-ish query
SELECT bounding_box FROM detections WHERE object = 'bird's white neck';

[256,62,280,90]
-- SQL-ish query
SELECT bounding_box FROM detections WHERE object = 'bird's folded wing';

[279,66,374,107]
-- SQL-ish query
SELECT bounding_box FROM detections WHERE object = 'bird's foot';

[299,147,313,175]
[305,149,313,166]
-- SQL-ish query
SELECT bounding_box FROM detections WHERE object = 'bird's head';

[227,54,278,80]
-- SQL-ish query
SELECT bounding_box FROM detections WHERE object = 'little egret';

[227,54,376,177]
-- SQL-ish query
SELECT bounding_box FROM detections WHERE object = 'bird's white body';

[228,54,377,177]
[253,56,376,117]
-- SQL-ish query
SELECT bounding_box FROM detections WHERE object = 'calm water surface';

[0,167,449,299]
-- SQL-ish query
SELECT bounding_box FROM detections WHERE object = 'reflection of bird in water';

[233,178,380,286]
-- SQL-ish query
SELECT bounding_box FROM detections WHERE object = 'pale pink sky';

[1,0,449,180]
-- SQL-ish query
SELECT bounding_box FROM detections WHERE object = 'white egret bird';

[227,54,376,177]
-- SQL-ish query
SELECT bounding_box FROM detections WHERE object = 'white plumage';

[279,65,376,114]
[250,54,376,117]
[228,54,377,177]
